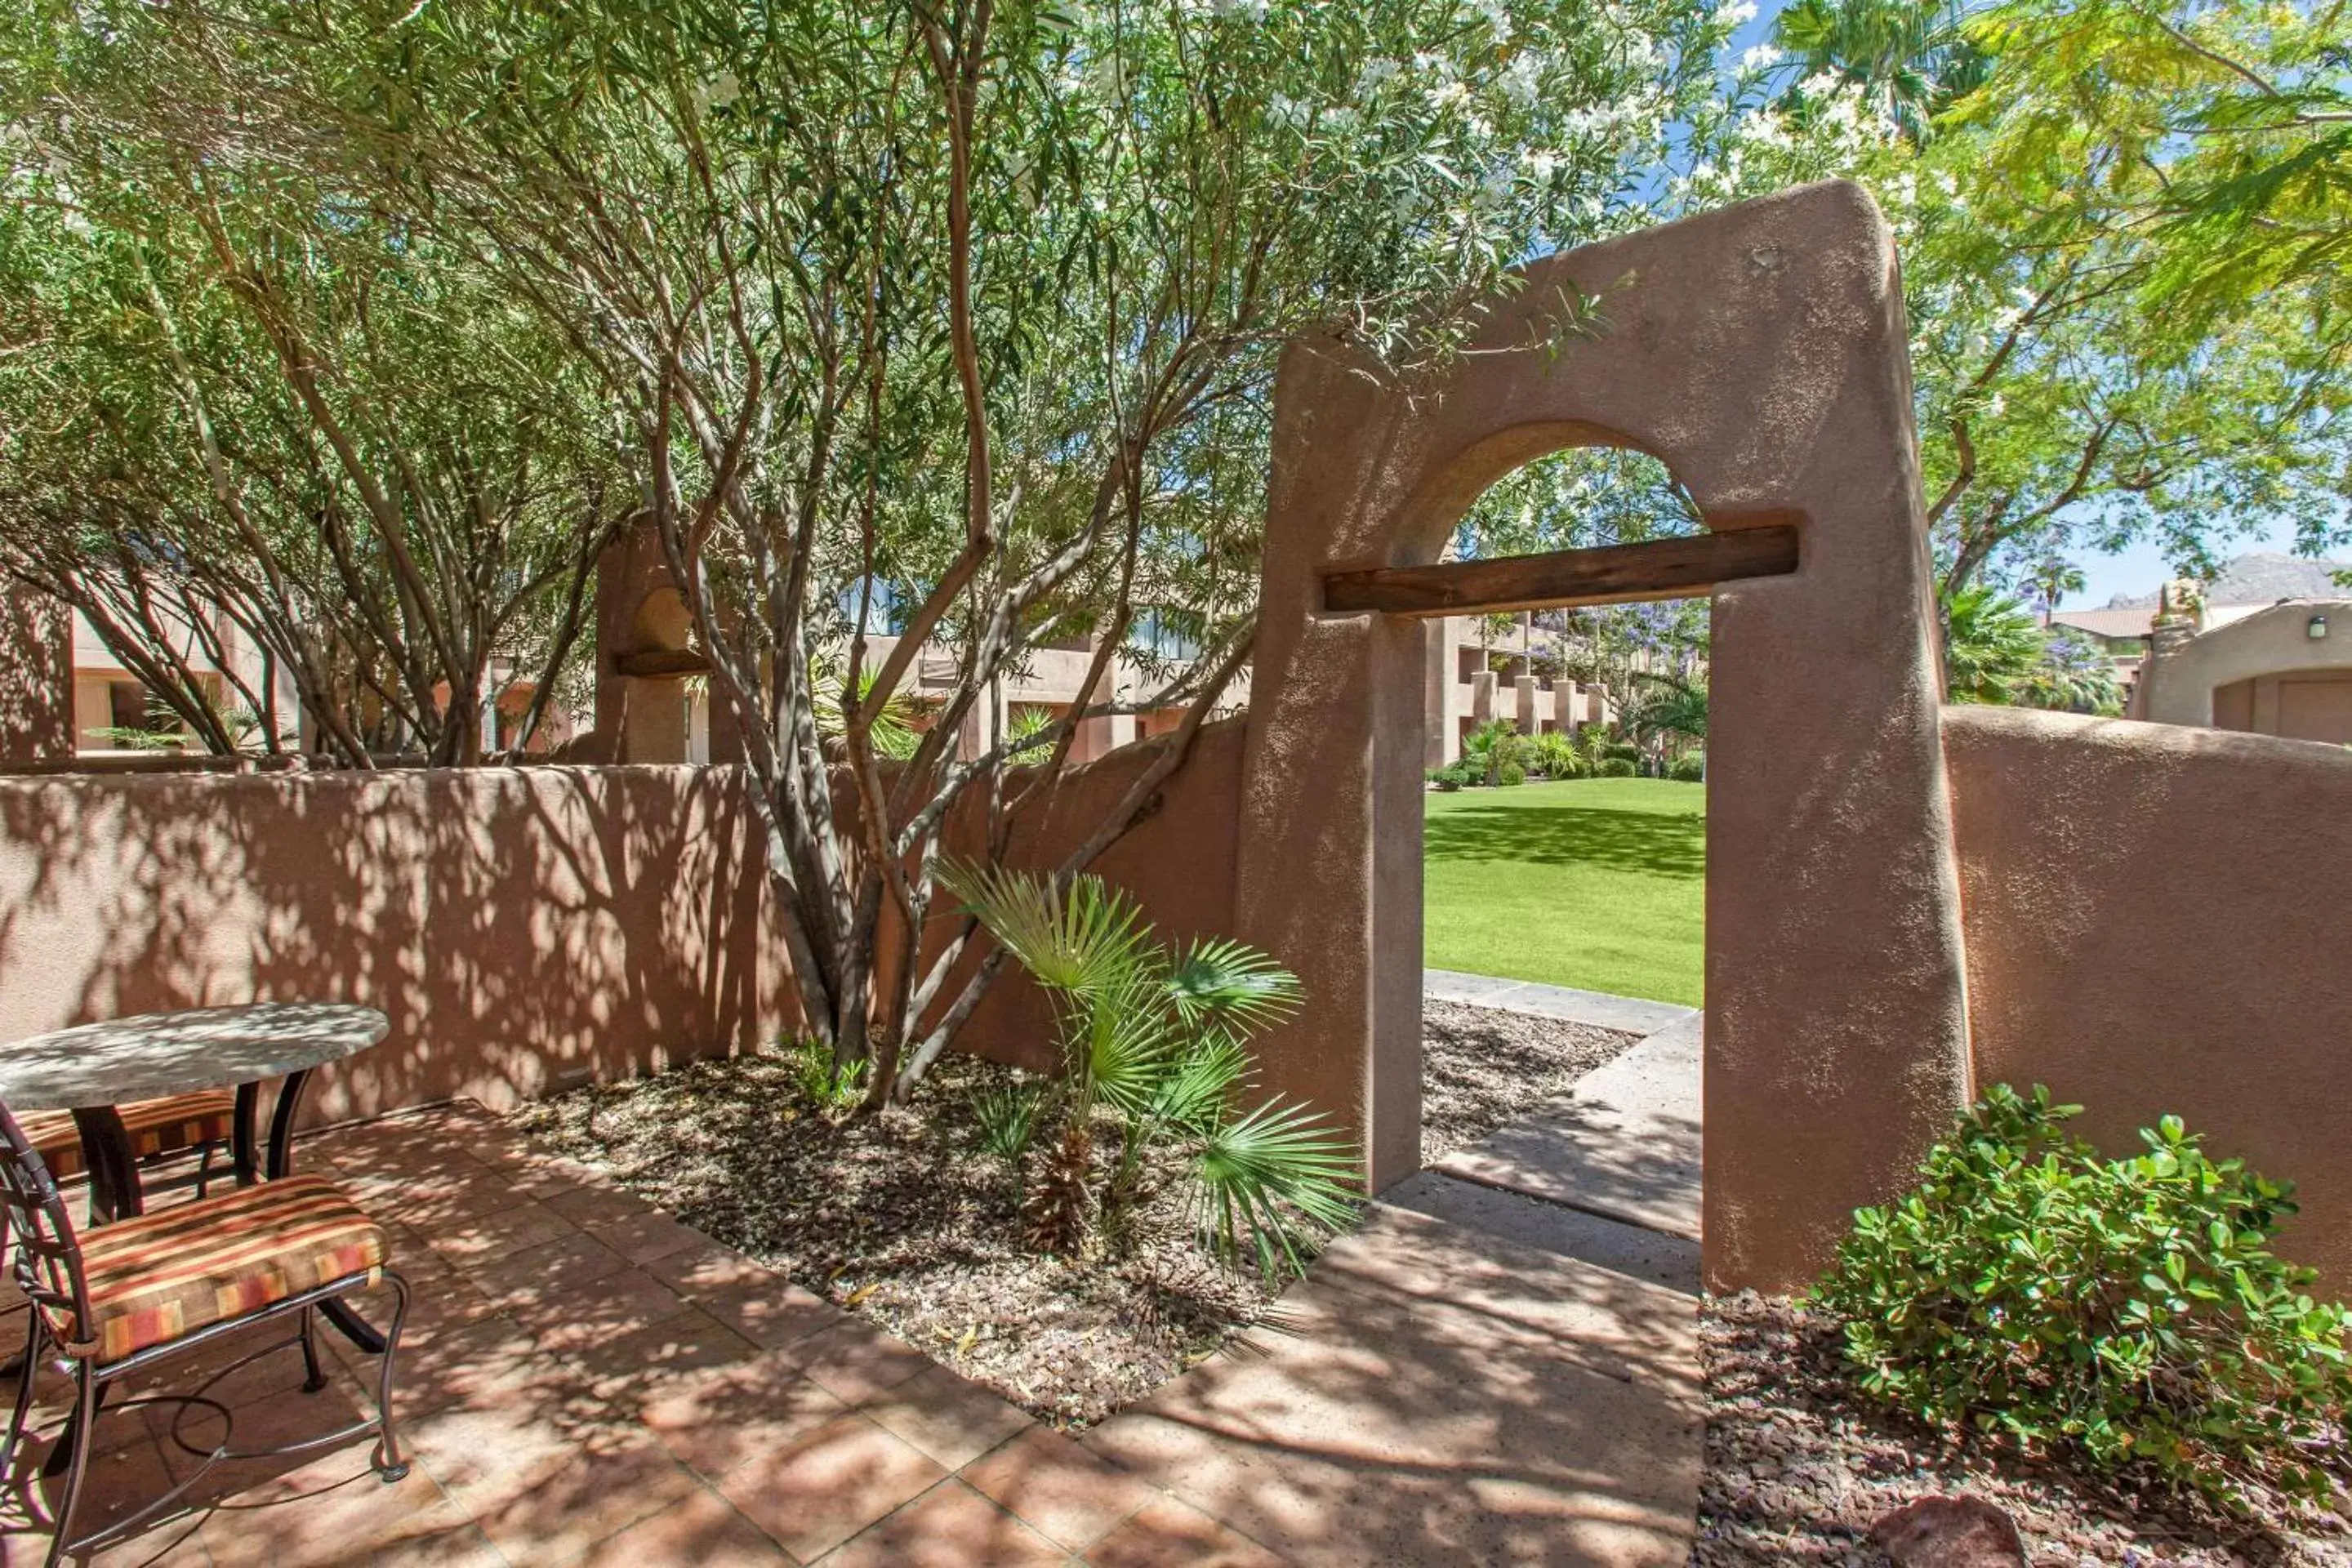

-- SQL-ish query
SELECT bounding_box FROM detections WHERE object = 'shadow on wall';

[0,767,786,1126]
[1423,803,1705,878]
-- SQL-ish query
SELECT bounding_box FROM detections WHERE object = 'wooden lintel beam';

[614,647,711,679]
[1321,525,1801,618]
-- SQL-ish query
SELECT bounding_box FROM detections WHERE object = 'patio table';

[0,1001,392,1352]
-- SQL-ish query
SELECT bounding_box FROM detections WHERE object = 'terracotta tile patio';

[0,1101,1303,1566]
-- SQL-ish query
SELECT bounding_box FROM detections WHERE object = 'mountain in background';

[2108,552,2352,609]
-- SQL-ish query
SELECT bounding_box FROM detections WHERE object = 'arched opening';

[1402,443,1712,1289]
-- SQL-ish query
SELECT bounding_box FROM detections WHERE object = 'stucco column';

[1515,676,1539,735]
[1469,670,1496,728]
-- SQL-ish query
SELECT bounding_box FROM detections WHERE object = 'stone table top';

[0,1004,389,1112]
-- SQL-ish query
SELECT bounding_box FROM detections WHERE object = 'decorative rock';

[1868,1495,2029,1567]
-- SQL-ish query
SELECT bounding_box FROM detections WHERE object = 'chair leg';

[370,1274,411,1484]
[197,1142,216,1200]
[1,1308,41,1477]
[44,1360,96,1568]
[296,1306,328,1394]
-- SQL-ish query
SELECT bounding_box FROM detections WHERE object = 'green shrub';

[786,1035,868,1111]
[1667,755,1704,782]
[1530,732,1584,778]
[1815,1084,2352,1509]
[1601,741,1641,764]
[1496,761,1526,786]
[1432,760,1478,789]
[973,1082,1045,1162]
[1596,757,1637,777]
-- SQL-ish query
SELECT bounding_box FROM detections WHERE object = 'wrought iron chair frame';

[0,1104,409,1566]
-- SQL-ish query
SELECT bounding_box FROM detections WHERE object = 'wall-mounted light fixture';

[2310,614,2331,640]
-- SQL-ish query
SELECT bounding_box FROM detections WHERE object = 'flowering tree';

[1679,0,2351,603]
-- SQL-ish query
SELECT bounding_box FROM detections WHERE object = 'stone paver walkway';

[1423,969,1697,1038]
[4,984,1705,1566]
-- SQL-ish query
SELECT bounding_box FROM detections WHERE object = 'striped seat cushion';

[50,1176,387,1363]
[19,1092,238,1181]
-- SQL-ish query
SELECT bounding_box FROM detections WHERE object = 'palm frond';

[1189,1097,1360,1278]
[1166,938,1303,1034]
[1084,975,1176,1117]
[940,862,1156,999]
[1152,1036,1249,1134]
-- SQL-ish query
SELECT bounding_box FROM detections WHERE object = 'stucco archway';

[1233,180,1971,1290]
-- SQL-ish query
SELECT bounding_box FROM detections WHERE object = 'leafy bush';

[1463,719,1533,785]
[1601,741,1641,764]
[1667,755,1704,782]
[1496,761,1526,786]
[1432,760,1478,790]
[1815,1084,2352,1508]
[942,863,1357,1276]
[1530,731,1584,778]
[786,1035,869,1111]
[1596,757,1637,777]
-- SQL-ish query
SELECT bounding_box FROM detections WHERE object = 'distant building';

[2132,597,2352,745]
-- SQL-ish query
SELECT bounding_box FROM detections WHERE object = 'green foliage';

[1496,761,1526,786]
[1666,754,1704,782]
[785,1036,870,1113]
[1601,741,1642,765]
[1463,719,1535,787]
[1530,731,1585,778]
[1816,1085,2352,1509]
[940,862,1356,1276]
[1940,582,2045,703]
[1597,757,1638,777]
[973,1082,1046,1163]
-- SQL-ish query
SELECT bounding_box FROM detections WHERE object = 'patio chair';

[16,1091,238,1207]
[0,1100,409,1566]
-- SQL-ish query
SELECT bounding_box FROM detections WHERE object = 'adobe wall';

[0,766,790,1125]
[1944,705,2352,1280]
[2138,599,2352,742]
[0,725,1246,1126]
[1239,180,1971,1290]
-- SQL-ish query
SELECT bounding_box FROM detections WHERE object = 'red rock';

[1868,1494,2028,1567]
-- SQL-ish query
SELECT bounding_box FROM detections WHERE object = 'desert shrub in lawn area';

[1531,731,1585,778]
[1497,761,1526,786]
[1815,1083,2352,1510]
[1596,757,1637,777]
[1601,740,1641,764]
[1667,754,1704,782]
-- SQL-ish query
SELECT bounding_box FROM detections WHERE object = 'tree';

[1624,670,1707,767]
[2026,553,2086,626]
[1773,0,1988,139]
[1939,581,2043,703]
[80,0,1728,1096]
[1678,1,2352,601]
[0,31,628,764]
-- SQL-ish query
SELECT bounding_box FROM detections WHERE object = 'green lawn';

[1423,777,1705,1006]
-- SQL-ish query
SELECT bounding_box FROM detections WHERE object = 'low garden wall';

[0,721,1248,1127]
[1944,705,2352,1281]
[0,764,790,1125]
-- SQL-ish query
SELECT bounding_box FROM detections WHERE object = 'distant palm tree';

[2016,633,2125,717]
[1774,0,1989,140]
[1940,582,2043,703]
[1626,672,1708,773]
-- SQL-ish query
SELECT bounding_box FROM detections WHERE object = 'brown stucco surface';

[1944,705,2352,1282]
[0,592,73,764]
[0,766,787,1125]
[1238,180,1971,1290]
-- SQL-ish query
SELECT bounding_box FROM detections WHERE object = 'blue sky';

[1704,0,2306,609]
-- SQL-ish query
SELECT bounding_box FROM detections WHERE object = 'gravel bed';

[1420,997,1640,1162]
[1695,1292,2352,1567]
[512,997,1635,1428]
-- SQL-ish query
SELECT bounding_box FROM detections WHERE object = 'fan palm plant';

[1940,583,2046,704]
[1625,672,1708,770]
[939,862,1357,1276]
